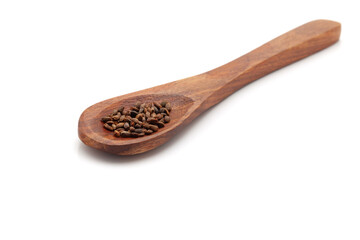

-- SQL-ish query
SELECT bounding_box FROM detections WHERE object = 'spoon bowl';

[79,20,341,155]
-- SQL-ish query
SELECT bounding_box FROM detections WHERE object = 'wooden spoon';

[78,19,341,155]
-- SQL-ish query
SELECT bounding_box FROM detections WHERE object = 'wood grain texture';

[78,19,341,155]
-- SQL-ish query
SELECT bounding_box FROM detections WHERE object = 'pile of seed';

[101,101,171,138]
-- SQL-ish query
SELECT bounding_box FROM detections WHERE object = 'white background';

[0,0,359,239]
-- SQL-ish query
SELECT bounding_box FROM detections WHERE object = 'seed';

[145,129,153,135]
[112,123,117,129]
[112,115,120,121]
[119,115,125,122]
[164,116,170,123]
[120,131,131,138]
[154,106,159,113]
[156,122,165,128]
[135,102,141,108]
[145,112,150,118]
[124,116,132,122]
[101,117,112,122]
[156,113,162,119]
[124,122,130,130]
[117,128,125,132]
[160,107,169,115]
[130,132,139,138]
[160,101,167,107]
[135,124,142,128]
[154,102,162,109]
[165,103,171,111]
[147,118,158,124]
[137,132,145,137]
[149,124,159,132]
[104,123,113,131]
[130,111,138,118]
[132,118,141,124]
[113,109,118,115]
[135,128,144,133]
[116,122,124,128]
[136,114,143,121]
[114,130,121,137]
[130,127,135,132]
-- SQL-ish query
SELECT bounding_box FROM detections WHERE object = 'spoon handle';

[182,20,341,107]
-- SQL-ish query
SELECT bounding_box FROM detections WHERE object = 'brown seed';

[135,124,142,128]
[119,115,125,122]
[112,114,120,121]
[112,123,117,129]
[114,130,121,137]
[120,131,131,137]
[156,113,162,119]
[145,129,153,135]
[135,102,141,109]
[135,128,144,133]
[130,126,135,132]
[149,124,158,132]
[164,116,170,123]
[117,128,125,132]
[156,122,165,128]
[118,106,124,114]
[151,112,156,118]
[136,114,143,121]
[137,132,145,137]
[101,117,112,122]
[123,116,132,122]
[132,118,141,124]
[165,103,171,111]
[124,122,130,130]
[160,101,167,107]
[145,112,150,118]
[154,102,162,109]
[147,118,158,124]
[104,123,113,131]
[142,123,150,129]
[112,109,118,115]
[159,118,165,123]
[139,107,144,113]
[130,106,139,112]
[154,106,159,113]
[116,122,124,128]
[130,111,138,118]
[130,132,139,138]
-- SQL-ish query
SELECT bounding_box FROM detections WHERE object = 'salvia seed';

[104,123,113,131]
[101,101,172,138]
[101,117,112,122]
[165,103,171,111]
[121,131,131,138]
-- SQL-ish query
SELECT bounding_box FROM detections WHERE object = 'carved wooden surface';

[78,20,341,155]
